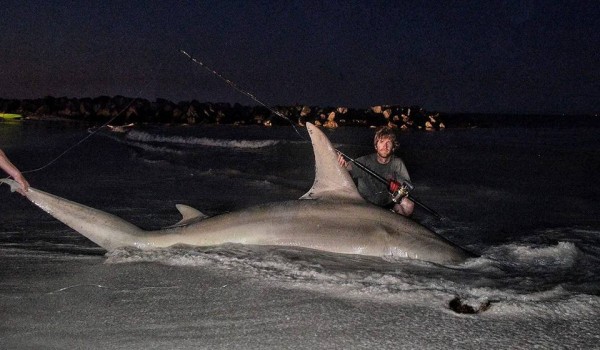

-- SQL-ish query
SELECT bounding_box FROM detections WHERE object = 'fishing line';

[2,108,132,183]
[180,50,366,189]
[178,49,379,162]
[21,109,127,175]
[179,49,308,142]
[18,64,166,176]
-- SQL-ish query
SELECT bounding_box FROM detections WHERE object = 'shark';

[1,123,474,264]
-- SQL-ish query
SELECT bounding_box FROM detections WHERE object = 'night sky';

[1,1,598,114]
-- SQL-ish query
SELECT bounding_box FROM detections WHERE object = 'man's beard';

[377,149,393,159]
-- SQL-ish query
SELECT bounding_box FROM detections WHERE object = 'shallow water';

[1,120,599,349]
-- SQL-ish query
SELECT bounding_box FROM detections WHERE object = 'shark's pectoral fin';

[300,123,365,203]
[165,204,209,228]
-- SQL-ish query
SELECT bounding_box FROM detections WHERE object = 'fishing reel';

[388,179,414,203]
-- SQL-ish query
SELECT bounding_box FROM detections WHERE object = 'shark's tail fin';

[2,179,146,250]
[1,178,21,192]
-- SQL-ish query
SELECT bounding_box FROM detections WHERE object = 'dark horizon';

[1,1,598,115]
[1,94,598,118]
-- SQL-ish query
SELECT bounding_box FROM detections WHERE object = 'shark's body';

[1,123,474,264]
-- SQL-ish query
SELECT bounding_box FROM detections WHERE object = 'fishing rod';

[179,49,442,218]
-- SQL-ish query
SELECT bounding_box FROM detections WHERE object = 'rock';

[0,97,447,128]
[323,111,338,128]
[448,297,491,314]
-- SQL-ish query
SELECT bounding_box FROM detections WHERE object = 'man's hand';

[393,197,414,217]
[337,153,351,170]
[14,174,29,195]
[389,179,413,204]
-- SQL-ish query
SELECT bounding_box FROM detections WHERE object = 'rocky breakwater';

[0,96,445,130]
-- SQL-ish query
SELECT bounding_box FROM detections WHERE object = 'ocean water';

[1,120,599,349]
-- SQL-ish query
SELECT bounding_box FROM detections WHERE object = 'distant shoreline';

[1,96,598,129]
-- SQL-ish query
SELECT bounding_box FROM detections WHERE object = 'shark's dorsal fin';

[166,204,209,228]
[300,123,365,203]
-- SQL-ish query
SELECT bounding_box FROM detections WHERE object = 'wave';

[126,130,280,149]
[104,240,600,315]
[484,241,580,270]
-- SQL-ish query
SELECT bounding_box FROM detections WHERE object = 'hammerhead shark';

[1,123,474,264]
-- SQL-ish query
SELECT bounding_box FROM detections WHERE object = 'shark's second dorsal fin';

[166,204,209,228]
[300,123,365,203]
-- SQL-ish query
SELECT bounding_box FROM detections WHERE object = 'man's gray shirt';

[350,153,410,207]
